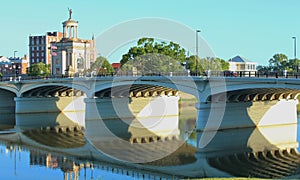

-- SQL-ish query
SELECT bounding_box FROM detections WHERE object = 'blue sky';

[0,0,299,65]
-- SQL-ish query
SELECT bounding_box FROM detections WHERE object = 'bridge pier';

[15,97,60,114]
[85,96,180,121]
[14,96,85,114]
[0,89,15,113]
[85,96,180,145]
[196,99,298,131]
[84,97,134,120]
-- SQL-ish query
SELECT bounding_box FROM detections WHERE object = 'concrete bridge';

[0,76,300,132]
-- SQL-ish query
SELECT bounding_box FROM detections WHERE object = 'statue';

[68,8,72,19]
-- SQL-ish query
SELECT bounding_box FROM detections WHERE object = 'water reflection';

[197,125,300,178]
[0,113,15,130]
[15,112,85,130]
[1,112,300,179]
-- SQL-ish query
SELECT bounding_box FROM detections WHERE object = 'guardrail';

[0,71,299,82]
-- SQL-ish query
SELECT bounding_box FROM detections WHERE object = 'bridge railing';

[1,70,300,82]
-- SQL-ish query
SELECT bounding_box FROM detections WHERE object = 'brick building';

[29,31,63,66]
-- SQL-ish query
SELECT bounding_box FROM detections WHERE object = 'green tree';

[120,37,187,74]
[257,65,271,74]
[27,62,50,76]
[90,56,114,75]
[269,53,289,72]
[287,58,300,73]
[185,55,203,74]
[121,53,183,75]
[185,56,229,74]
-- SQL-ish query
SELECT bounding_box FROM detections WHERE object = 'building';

[0,55,29,77]
[0,56,11,76]
[9,54,29,75]
[29,32,63,66]
[111,62,121,72]
[228,55,257,72]
[51,9,95,75]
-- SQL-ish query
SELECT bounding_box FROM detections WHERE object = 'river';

[0,96,300,179]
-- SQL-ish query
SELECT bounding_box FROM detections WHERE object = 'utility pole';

[196,30,201,76]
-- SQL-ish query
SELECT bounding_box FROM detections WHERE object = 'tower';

[62,8,78,40]
[50,9,95,75]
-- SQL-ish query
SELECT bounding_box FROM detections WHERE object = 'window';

[37,58,39,62]
[240,64,245,70]
[56,68,60,74]
[37,46,39,51]
[31,59,34,63]
[31,53,34,57]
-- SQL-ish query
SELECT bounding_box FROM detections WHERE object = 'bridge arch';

[19,82,89,97]
[206,88,300,103]
[199,78,300,102]
[0,86,18,96]
[93,76,200,99]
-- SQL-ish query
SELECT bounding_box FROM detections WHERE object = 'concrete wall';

[14,96,85,114]
[85,96,180,144]
[85,96,180,121]
[196,99,298,131]
[0,89,15,113]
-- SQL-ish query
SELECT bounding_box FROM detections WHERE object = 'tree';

[121,53,184,75]
[287,58,300,73]
[257,65,271,74]
[120,37,187,74]
[90,56,114,75]
[269,53,289,72]
[185,55,203,74]
[27,62,50,76]
[185,56,229,74]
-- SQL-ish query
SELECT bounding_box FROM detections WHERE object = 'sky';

[0,0,300,65]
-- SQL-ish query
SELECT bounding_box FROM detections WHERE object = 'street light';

[13,50,18,80]
[196,30,201,76]
[13,50,18,60]
[292,37,297,73]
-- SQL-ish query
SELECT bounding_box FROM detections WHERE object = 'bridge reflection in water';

[0,113,300,179]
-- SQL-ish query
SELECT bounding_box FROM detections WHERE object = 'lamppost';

[13,50,18,80]
[292,37,297,73]
[195,30,201,76]
[13,50,18,60]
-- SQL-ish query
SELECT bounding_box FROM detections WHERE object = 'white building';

[228,55,257,72]
[51,9,95,75]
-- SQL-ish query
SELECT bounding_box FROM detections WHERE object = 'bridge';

[0,76,299,131]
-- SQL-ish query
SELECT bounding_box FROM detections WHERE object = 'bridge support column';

[15,96,85,114]
[84,97,134,121]
[85,96,180,120]
[15,97,60,114]
[0,90,15,113]
[84,96,180,143]
[196,99,298,131]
